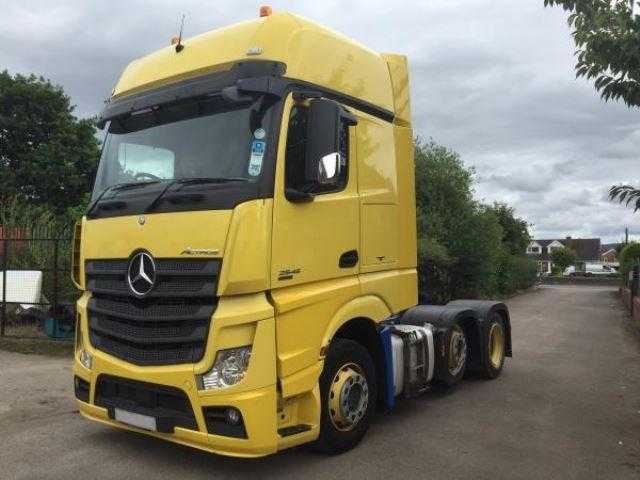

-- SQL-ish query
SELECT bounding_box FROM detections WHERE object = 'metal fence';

[0,227,77,338]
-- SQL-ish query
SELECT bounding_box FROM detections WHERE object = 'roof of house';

[528,238,601,261]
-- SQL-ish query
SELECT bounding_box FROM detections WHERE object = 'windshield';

[92,95,273,200]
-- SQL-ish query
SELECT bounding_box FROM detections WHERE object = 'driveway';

[1,285,640,479]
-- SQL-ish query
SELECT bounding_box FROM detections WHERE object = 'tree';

[544,1,640,107]
[619,242,640,274]
[609,184,640,212]
[551,247,578,273]
[414,140,536,303]
[0,71,100,213]
[488,202,531,255]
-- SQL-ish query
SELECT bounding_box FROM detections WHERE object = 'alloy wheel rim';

[448,326,467,376]
[328,363,369,432]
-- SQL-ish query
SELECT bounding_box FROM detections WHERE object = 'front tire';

[313,338,377,454]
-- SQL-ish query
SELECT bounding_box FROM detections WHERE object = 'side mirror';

[304,99,341,186]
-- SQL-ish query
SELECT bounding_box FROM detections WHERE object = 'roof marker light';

[260,6,273,17]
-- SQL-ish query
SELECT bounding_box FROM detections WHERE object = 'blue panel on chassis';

[379,326,396,409]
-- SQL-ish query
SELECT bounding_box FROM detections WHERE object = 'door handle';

[339,250,359,268]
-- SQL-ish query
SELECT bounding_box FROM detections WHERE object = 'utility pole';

[625,227,629,245]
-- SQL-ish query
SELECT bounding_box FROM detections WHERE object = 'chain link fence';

[0,226,78,339]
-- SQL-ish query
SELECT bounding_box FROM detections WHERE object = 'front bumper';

[73,293,281,457]
[75,382,278,457]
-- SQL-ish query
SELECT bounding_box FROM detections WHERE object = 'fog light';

[226,408,241,425]
[198,346,252,390]
[79,349,93,370]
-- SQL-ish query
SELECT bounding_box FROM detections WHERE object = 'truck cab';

[72,10,510,457]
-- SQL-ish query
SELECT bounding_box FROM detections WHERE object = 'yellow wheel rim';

[488,322,505,369]
[328,363,369,432]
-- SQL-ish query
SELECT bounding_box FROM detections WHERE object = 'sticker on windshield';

[253,128,266,140]
[248,140,266,177]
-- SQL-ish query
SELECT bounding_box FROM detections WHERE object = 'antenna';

[175,14,185,53]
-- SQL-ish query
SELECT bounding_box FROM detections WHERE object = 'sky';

[1,0,639,243]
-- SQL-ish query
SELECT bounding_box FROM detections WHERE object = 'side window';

[285,104,350,195]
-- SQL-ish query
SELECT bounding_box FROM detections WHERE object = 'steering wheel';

[133,172,162,181]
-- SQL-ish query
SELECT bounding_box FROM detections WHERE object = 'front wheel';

[313,338,377,454]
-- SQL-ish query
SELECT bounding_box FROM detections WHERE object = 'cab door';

[270,94,360,289]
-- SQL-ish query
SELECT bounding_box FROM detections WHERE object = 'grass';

[0,323,73,356]
[0,335,73,356]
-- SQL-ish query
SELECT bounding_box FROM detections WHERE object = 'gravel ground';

[1,284,639,480]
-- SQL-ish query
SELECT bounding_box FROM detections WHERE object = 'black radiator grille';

[86,258,220,366]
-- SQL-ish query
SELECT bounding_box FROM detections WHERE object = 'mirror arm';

[292,90,323,102]
[285,187,315,203]
[340,108,358,126]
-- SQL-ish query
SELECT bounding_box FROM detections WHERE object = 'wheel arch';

[447,300,513,357]
[322,296,392,405]
[331,317,385,406]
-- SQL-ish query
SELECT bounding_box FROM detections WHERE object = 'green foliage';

[415,140,536,303]
[609,184,640,212]
[544,0,640,107]
[551,247,578,272]
[0,71,100,212]
[619,242,640,274]
[488,202,531,255]
[496,252,539,293]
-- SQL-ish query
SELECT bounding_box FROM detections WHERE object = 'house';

[600,243,621,266]
[526,237,601,274]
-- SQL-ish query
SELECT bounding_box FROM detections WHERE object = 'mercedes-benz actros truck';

[72,8,512,457]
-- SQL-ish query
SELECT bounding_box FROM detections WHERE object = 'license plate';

[114,408,157,431]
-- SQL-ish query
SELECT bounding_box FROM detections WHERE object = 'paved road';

[2,285,640,479]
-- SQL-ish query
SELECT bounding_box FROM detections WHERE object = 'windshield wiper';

[144,177,250,213]
[86,180,161,217]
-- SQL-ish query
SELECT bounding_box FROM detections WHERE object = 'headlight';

[79,349,93,370]
[199,346,252,390]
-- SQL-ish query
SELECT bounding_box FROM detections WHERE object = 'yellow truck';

[72,8,512,457]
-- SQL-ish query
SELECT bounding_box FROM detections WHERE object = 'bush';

[551,247,577,273]
[415,140,536,303]
[619,242,640,277]
[496,253,538,294]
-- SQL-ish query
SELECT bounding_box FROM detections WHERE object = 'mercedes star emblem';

[127,252,156,296]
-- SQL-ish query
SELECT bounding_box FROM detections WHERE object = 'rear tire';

[482,314,506,379]
[438,323,468,387]
[313,338,377,454]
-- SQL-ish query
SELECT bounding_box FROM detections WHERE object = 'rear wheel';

[314,338,377,454]
[438,324,468,387]
[482,315,506,379]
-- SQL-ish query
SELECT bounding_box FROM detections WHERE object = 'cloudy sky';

[2,0,639,242]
